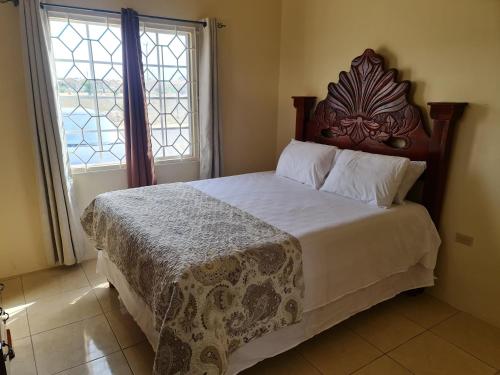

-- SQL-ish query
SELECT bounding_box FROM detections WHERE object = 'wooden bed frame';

[293,49,467,226]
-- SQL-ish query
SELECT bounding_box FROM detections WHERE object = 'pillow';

[320,149,410,208]
[394,161,427,204]
[276,139,337,189]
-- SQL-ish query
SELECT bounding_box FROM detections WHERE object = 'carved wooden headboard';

[293,49,467,226]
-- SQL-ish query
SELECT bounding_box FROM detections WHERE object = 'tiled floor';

[1,261,499,375]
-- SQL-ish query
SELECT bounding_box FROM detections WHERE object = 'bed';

[82,49,467,375]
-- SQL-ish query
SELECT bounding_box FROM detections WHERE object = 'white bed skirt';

[97,251,434,374]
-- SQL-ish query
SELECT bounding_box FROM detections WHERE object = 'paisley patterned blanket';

[81,183,304,375]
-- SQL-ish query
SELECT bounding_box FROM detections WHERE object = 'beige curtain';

[19,0,82,265]
[199,18,222,179]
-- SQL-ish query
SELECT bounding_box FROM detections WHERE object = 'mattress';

[188,172,441,312]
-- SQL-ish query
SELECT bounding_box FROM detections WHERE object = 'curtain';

[199,19,222,179]
[122,8,156,188]
[18,0,82,265]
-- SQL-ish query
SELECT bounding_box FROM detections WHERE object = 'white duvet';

[189,171,441,312]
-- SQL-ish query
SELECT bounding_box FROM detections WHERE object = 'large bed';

[82,49,467,374]
[97,171,439,373]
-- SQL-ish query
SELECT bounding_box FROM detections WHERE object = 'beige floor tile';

[81,259,107,287]
[389,331,496,375]
[27,287,102,334]
[347,304,424,352]
[8,336,37,375]
[32,315,120,375]
[1,277,26,310]
[5,307,30,339]
[93,282,122,312]
[353,355,411,374]
[432,312,500,370]
[241,348,321,375]
[299,326,382,374]
[105,306,146,349]
[387,293,458,328]
[123,342,155,375]
[22,266,90,302]
[59,351,133,375]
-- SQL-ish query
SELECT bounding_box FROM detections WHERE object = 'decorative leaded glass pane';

[48,13,125,170]
[48,12,198,171]
[140,22,197,160]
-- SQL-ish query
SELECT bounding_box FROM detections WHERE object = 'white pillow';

[320,149,410,208]
[394,161,427,204]
[276,139,337,189]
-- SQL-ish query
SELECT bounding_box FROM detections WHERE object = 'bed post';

[293,96,317,141]
[425,102,467,226]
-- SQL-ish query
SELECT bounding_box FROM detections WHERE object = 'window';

[47,12,198,171]
[48,13,125,170]
[141,23,198,160]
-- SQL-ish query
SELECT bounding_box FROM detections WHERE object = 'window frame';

[140,20,200,166]
[46,10,201,174]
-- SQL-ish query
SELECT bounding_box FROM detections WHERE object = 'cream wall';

[277,0,500,327]
[0,8,49,277]
[0,0,283,278]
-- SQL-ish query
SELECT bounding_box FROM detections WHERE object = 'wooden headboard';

[293,49,467,226]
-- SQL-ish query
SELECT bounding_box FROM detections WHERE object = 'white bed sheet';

[188,171,441,312]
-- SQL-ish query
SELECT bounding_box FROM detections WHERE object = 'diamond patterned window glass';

[48,12,199,171]
[140,22,198,160]
[48,12,125,170]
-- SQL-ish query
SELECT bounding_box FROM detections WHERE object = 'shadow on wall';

[429,101,500,325]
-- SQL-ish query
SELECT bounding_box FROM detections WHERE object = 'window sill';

[70,157,199,175]
[155,157,199,167]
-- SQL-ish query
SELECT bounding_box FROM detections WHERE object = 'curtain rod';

[39,2,208,28]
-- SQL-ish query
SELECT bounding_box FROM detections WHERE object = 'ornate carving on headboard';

[292,49,468,226]
[314,49,423,148]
